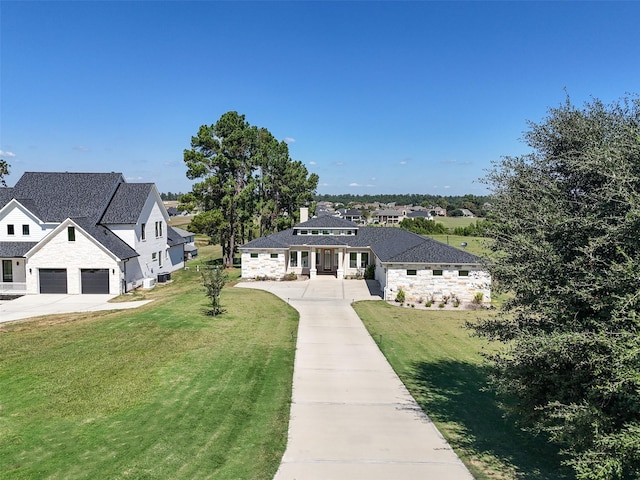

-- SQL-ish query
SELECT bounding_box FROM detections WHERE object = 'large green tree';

[183,112,318,267]
[475,95,640,479]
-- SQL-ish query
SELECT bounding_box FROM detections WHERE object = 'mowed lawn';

[353,302,574,480]
[0,248,297,480]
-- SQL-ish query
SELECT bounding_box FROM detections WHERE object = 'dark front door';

[39,269,68,293]
[2,260,12,282]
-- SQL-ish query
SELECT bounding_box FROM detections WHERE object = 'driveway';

[0,294,153,324]
[236,277,472,480]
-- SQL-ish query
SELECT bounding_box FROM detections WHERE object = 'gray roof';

[9,172,124,223]
[170,226,195,238]
[100,183,154,224]
[1,172,157,260]
[73,217,139,260]
[167,226,187,247]
[241,223,483,266]
[0,241,39,257]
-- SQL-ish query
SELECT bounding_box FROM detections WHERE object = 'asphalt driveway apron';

[237,277,473,480]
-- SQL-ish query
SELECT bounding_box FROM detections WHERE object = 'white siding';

[0,202,54,243]
[107,190,170,289]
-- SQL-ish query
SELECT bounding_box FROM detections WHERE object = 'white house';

[0,172,192,295]
[240,213,491,305]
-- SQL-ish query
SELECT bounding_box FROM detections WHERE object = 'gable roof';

[100,183,154,224]
[9,172,124,223]
[25,217,139,261]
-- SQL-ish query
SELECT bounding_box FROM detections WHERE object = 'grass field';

[0,246,297,480]
[434,216,481,229]
[353,302,573,480]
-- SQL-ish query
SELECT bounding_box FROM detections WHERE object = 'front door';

[323,249,332,271]
[2,260,12,283]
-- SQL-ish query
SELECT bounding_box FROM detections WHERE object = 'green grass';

[434,216,480,229]
[0,249,297,480]
[427,234,491,257]
[353,301,573,480]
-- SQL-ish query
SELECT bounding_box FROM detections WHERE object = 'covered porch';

[1,258,27,295]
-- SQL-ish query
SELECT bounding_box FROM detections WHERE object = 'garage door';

[81,269,110,294]
[39,269,68,294]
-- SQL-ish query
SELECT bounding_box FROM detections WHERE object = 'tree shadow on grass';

[411,360,574,480]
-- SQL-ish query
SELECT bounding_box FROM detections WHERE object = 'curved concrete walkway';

[237,276,473,480]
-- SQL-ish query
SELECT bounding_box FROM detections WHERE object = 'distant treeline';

[314,193,491,216]
[160,192,185,201]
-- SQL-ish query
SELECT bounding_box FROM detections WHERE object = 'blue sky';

[1,1,639,196]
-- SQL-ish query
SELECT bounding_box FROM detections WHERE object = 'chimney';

[300,207,309,223]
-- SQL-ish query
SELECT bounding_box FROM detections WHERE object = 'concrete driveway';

[0,294,153,324]
[236,277,472,480]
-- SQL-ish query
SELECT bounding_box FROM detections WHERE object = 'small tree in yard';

[202,267,228,316]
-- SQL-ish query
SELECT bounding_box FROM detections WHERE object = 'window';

[459,270,469,276]
[290,251,298,267]
[158,251,163,267]
[7,224,14,236]
[322,230,330,235]
[360,252,369,268]
[22,225,30,236]
[250,253,258,258]
[433,269,443,276]
[301,251,309,268]
[311,230,319,235]
[350,252,357,268]
[407,269,417,276]
[300,230,308,235]
[141,223,146,241]
[155,221,163,237]
[152,252,157,261]
[68,226,76,242]
[270,253,279,259]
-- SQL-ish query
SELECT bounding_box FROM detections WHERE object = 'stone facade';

[241,250,287,279]
[384,264,491,305]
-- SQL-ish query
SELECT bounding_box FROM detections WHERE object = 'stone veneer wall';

[384,264,491,304]
[241,251,287,279]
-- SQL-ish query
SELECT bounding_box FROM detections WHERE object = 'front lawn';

[0,252,297,479]
[354,301,573,480]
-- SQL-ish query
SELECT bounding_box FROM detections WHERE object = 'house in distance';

[240,208,491,305]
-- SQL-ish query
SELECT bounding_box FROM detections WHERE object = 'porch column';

[336,248,344,279]
[310,248,317,278]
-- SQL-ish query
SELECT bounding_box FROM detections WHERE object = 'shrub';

[395,289,405,303]
[364,264,376,280]
[281,273,297,281]
[472,292,484,305]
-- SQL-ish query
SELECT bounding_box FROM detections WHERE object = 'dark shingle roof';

[100,183,154,224]
[73,217,139,260]
[167,227,187,247]
[12,172,124,223]
[0,241,39,257]
[0,188,14,209]
[241,222,484,266]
